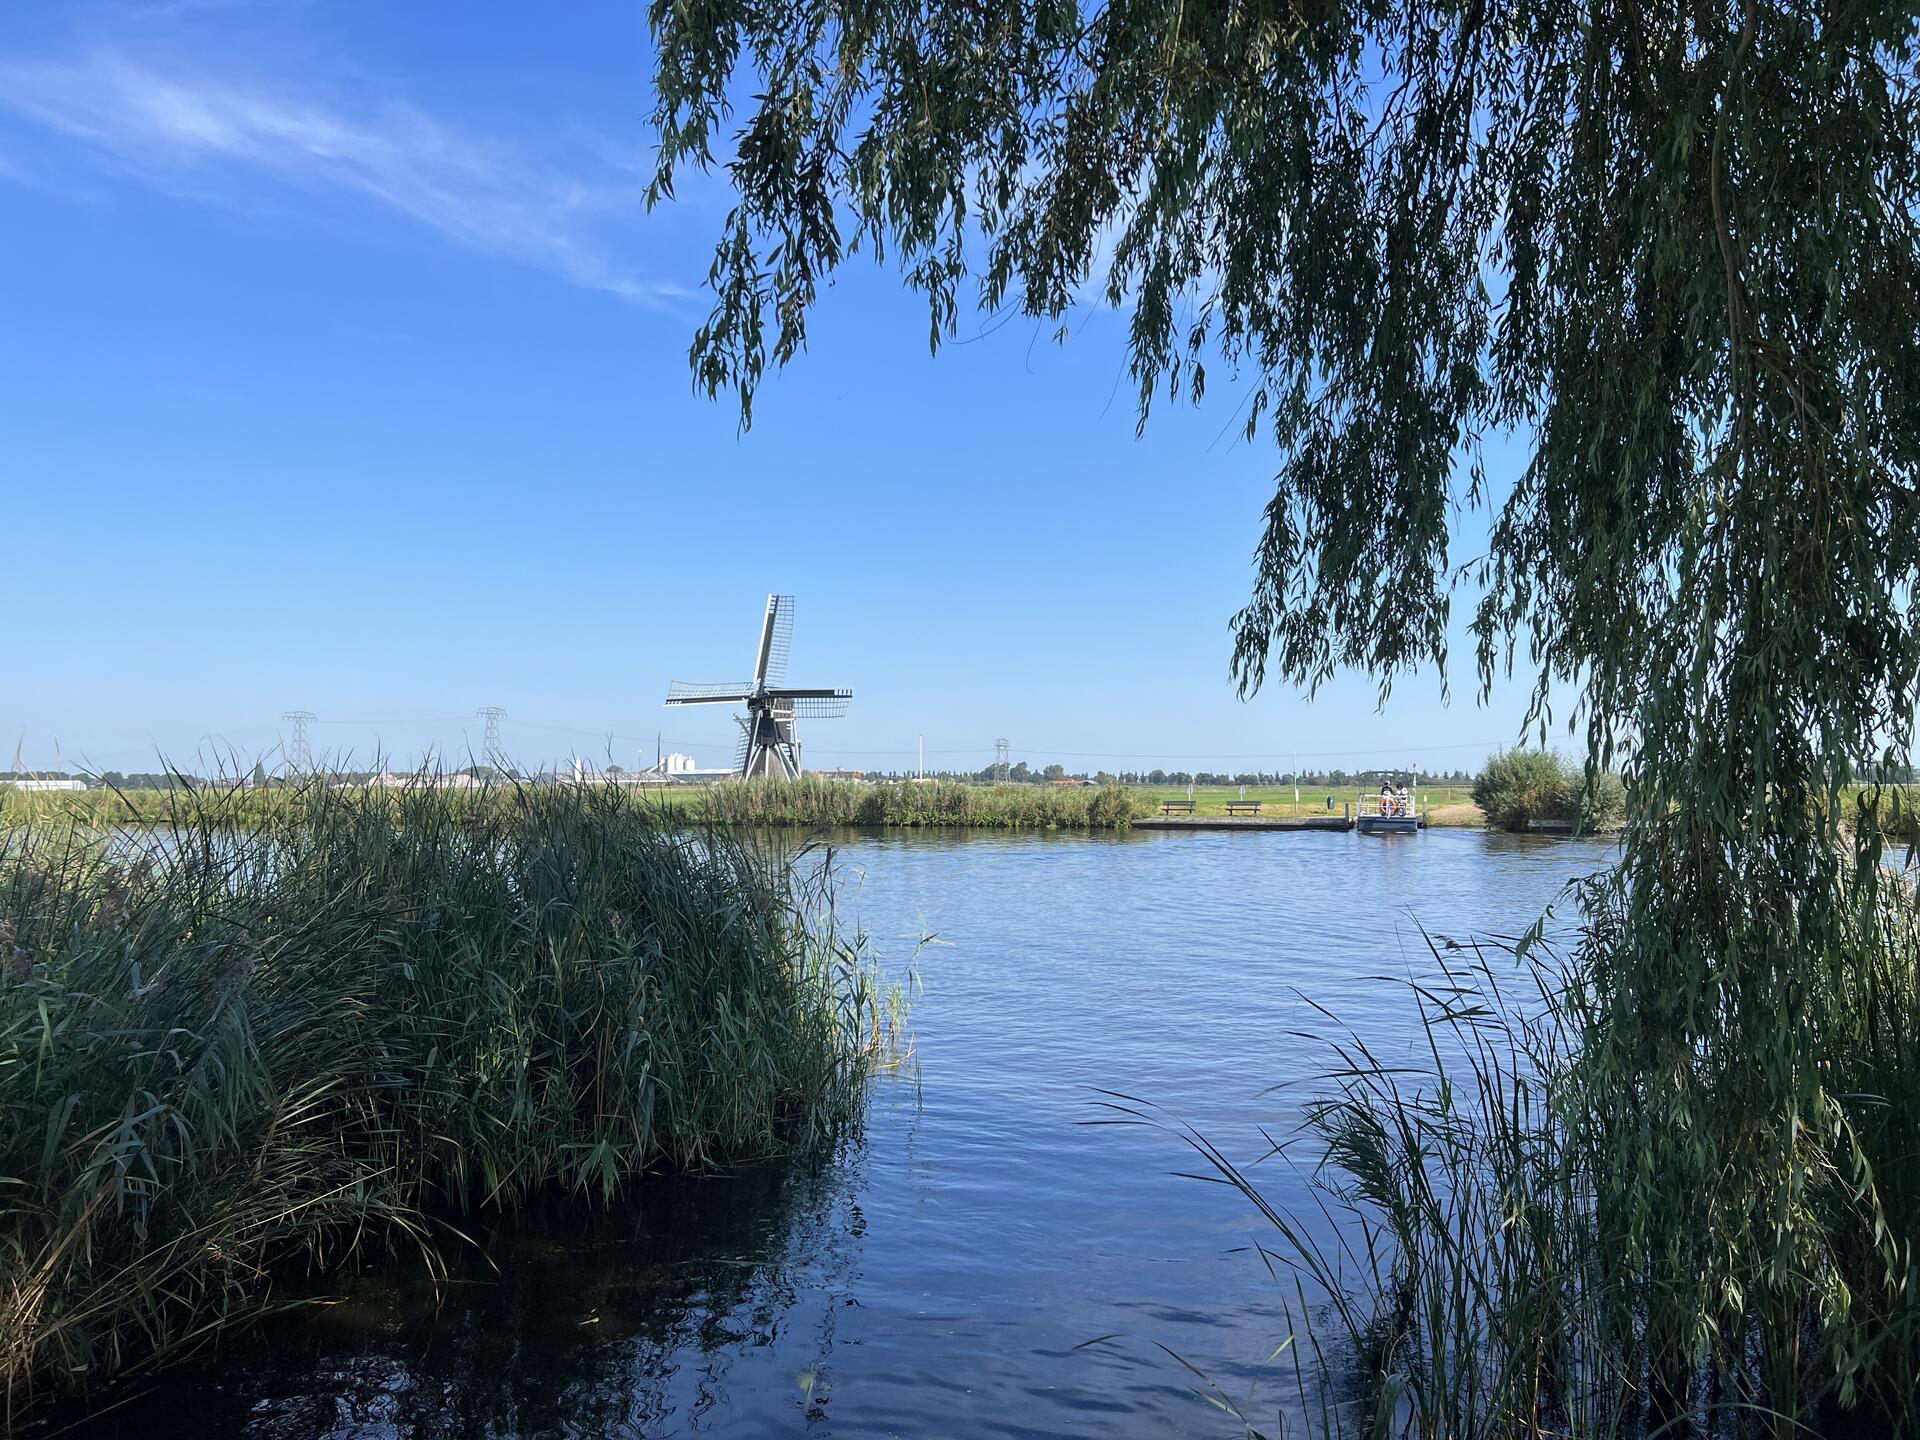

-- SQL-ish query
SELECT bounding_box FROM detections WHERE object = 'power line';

[281,709,1509,767]
[476,707,508,770]
[281,710,315,772]
[788,738,1507,761]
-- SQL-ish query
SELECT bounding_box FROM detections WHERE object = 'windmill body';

[665,595,852,779]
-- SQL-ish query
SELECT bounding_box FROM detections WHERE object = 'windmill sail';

[770,689,852,719]
[664,594,851,779]
[761,595,795,686]
[666,680,755,704]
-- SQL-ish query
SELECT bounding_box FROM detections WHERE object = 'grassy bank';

[8,779,1488,831]
[688,777,1150,828]
[7,779,1155,831]
[0,779,904,1419]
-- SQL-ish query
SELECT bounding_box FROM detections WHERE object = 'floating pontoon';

[1356,785,1423,834]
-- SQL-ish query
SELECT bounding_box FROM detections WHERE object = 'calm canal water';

[55,827,1609,1439]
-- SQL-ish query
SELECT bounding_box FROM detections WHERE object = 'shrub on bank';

[1471,748,1625,831]
[0,779,902,1417]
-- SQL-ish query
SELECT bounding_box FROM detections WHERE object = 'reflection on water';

[53,1157,867,1438]
[47,827,1610,1439]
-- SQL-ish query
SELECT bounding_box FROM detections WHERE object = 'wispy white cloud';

[120,0,299,19]
[0,53,687,303]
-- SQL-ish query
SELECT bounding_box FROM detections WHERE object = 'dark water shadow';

[41,1151,863,1439]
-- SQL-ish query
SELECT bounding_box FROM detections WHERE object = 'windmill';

[665,595,852,779]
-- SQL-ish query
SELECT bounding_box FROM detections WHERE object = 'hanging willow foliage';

[647,1,1920,1430]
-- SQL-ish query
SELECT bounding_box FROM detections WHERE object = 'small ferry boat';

[1356,783,1423,834]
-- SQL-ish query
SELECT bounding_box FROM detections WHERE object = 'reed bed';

[688,777,1151,829]
[1130,895,1920,1438]
[11,778,1152,831]
[0,776,905,1419]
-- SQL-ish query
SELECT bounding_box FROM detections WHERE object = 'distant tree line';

[1861,762,1919,785]
[4,771,197,789]
[1110,767,1472,787]
[917,764,1479,787]
[12,763,1485,792]
[23,765,524,791]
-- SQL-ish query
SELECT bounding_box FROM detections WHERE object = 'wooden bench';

[1160,800,1197,815]
[1225,800,1264,815]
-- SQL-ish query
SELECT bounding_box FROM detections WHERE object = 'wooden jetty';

[1133,813,1359,833]
[1134,795,1439,834]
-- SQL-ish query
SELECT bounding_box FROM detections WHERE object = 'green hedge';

[1471,747,1626,831]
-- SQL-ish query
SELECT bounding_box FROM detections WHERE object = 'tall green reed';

[0,775,905,1419]
[1136,892,1920,1438]
[9,777,1150,831]
[690,777,1149,829]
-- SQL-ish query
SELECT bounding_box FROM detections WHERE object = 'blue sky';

[1,0,1546,779]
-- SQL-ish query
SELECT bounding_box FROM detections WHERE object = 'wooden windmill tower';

[665,594,852,779]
